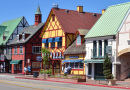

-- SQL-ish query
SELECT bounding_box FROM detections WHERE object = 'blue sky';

[0,0,130,25]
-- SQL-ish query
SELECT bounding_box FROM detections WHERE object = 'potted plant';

[103,54,116,86]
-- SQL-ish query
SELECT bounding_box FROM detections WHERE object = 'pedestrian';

[67,65,71,74]
[0,64,3,73]
[28,65,31,76]
[24,66,27,77]
[64,66,68,74]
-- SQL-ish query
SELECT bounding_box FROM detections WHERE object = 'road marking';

[0,80,77,90]
[0,81,44,90]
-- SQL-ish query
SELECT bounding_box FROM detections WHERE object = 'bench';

[95,76,108,84]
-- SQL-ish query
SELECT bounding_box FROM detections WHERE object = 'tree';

[103,54,113,79]
[41,48,50,80]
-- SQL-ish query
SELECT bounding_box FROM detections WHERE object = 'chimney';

[35,5,42,26]
[77,6,83,13]
[102,9,106,14]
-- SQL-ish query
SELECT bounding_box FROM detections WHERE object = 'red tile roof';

[52,8,101,34]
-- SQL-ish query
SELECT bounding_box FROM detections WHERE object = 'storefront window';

[32,62,41,68]
[88,63,92,75]
[79,62,83,68]
[14,64,17,70]
[19,64,22,70]
[75,62,79,68]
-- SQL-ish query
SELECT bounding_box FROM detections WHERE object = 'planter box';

[108,79,116,86]
[47,77,86,83]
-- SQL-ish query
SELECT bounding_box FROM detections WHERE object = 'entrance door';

[94,63,104,77]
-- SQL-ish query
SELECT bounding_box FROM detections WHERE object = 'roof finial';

[53,3,58,8]
[35,5,42,14]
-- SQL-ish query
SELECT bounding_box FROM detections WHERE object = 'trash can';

[33,71,39,78]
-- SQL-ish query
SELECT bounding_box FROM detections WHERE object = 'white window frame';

[19,46,23,54]
[32,46,41,54]
[9,47,12,55]
[65,62,83,69]
[19,64,22,70]
[14,46,17,54]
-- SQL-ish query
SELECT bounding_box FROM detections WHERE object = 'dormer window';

[17,34,19,41]
[76,35,81,45]
[52,14,55,21]
[22,33,25,41]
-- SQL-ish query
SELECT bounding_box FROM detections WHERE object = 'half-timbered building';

[40,6,101,75]
[0,17,29,73]
[9,5,44,74]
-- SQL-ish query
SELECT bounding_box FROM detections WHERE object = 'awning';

[10,60,22,64]
[55,37,62,42]
[62,59,82,63]
[48,38,55,43]
[82,59,104,63]
[42,39,48,43]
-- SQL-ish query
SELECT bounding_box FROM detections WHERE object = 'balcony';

[91,48,116,59]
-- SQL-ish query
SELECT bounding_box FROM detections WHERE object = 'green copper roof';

[0,26,7,37]
[0,17,23,45]
[35,5,41,14]
[85,2,130,38]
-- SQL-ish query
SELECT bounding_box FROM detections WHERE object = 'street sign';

[37,56,42,61]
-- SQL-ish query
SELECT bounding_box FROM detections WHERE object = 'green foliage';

[39,69,44,74]
[71,76,82,79]
[63,73,67,76]
[103,54,113,79]
[39,69,52,75]
[41,48,50,65]
[46,69,52,75]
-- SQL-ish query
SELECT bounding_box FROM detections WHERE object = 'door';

[94,63,104,76]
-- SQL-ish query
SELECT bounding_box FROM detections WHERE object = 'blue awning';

[42,39,48,43]
[62,60,82,63]
[48,38,55,43]
[55,37,62,42]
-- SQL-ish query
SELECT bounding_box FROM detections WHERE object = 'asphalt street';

[0,75,125,90]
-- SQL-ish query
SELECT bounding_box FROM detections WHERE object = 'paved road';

[0,75,125,90]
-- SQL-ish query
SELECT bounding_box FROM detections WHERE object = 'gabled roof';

[9,23,45,45]
[85,2,130,38]
[77,29,89,35]
[40,8,101,37]
[64,40,86,55]
[0,17,23,45]
[35,5,42,15]
[52,8,101,34]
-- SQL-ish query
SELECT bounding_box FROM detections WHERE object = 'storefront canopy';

[55,37,62,42]
[62,59,82,63]
[82,59,104,63]
[10,60,22,64]
[48,38,55,43]
[42,39,48,43]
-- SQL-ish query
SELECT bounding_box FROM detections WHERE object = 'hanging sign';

[69,56,79,58]
[37,56,42,61]
[1,54,4,61]
[27,59,30,63]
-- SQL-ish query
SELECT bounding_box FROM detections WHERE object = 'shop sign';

[37,56,42,61]
[1,54,4,61]
[69,56,79,58]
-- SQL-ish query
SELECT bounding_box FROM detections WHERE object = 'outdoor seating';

[95,76,108,84]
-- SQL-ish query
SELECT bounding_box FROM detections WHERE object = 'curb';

[15,77,130,89]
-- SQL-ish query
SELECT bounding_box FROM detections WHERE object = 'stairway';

[125,78,130,82]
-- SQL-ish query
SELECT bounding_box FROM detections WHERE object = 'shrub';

[39,69,44,74]
[63,73,67,76]
[46,69,52,75]
[71,76,82,79]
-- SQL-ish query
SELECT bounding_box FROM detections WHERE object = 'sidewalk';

[1,73,130,89]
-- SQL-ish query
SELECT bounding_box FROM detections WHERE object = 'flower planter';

[108,79,116,86]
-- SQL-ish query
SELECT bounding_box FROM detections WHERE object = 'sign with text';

[27,59,30,63]
[37,56,42,61]
[69,56,79,58]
